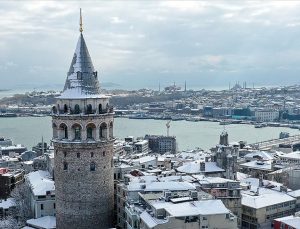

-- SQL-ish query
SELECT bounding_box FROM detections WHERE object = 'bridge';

[249,134,300,151]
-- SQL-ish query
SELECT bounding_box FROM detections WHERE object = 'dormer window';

[77,71,82,80]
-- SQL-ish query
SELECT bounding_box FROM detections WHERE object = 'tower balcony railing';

[52,136,115,143]
[52,107,114,116]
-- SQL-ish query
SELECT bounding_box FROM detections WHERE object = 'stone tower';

[51,10,114,229]
[212,130,238,180]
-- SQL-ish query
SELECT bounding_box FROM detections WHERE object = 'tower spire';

[79,8,83,33]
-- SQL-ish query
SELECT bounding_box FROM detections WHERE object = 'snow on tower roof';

[59,10,102,99]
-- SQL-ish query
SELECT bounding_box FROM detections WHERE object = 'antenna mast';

[79,8,83,33]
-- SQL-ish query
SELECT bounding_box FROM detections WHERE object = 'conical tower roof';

[59,10,102,99]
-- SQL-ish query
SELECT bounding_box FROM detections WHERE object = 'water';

[0,116,299,151]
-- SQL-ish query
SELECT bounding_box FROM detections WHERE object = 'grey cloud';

[0,1,300,90]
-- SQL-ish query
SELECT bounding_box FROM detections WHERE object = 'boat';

[254,123,267,128]
[0,113,17,117]
[128,113,149,119]
[219,120,231,125]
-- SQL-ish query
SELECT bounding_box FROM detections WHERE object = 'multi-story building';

[116,177,197,229]
[137,193,238,229]
[0,169,24,199]
[195,176,242,226]
[134,140,149,154]
[254,109,279,122]
[145,135,177,154]
[241,187,296,228]
[27,170,55,219]
[51,11,114,229]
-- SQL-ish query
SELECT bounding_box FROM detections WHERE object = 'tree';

[10,181,33,227]
[0,215,18,229]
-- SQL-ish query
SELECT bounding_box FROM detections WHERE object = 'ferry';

[0,113,17,118]
[254,123,267,128]
[219,120,231,125]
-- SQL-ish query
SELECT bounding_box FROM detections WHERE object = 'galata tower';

[51,9,114,229]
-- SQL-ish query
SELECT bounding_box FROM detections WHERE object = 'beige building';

[241,187,296,228]
[139,199,238,229]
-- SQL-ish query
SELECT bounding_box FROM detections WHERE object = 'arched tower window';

[63,104,68,114]
[90,162,96,171]
[59,123,68,139]
[100,122,107,139]
[72,124,82,141]
[52,106,57,114]
[86,104,93,114]
[106,103,109,112]
[98,104,102,114]
[52,123,58,138]
[86,123,96,140]
[74,104,80,114]
[109,121,113,139]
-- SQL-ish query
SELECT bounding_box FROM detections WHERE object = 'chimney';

[219,131,229,146]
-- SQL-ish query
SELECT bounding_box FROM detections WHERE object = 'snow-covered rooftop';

[240,160,272,171]
[280,151,300,160]
[177,161,224,174]
[26,216,56,229]
[0,198,15,209]
[274,215,300,228]
[242,187,295,209]
[27,170,55,196]
[150,199,230,216]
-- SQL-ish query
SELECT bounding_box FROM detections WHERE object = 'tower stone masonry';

[51,10,114,229]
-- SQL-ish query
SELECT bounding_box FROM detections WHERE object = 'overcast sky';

[1,1,300,90]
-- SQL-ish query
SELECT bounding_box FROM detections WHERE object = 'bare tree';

[0,215,18,229]
[10,181,33,227]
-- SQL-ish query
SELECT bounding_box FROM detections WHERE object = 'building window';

[100,123,107,139]
[63,162,68,171]
[77,153,80,158]
[90,162,96,171]
[64,152,67,158]
[91,152,94,157]
[103,151,106,157]
[54,203,56,209]
[41,204,44,210]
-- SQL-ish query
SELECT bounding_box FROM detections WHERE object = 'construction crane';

[166,120,171,136]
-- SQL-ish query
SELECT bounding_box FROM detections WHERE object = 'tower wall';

[53,99,114,229]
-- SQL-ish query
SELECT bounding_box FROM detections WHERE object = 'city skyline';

[1,1,300,90]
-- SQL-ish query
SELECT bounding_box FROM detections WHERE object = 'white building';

[139,199,237,229]
[254,109,279,122]
[27,170,55,219]
[134,140,149,154]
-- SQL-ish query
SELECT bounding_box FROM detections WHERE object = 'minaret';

[52,9,114,229]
